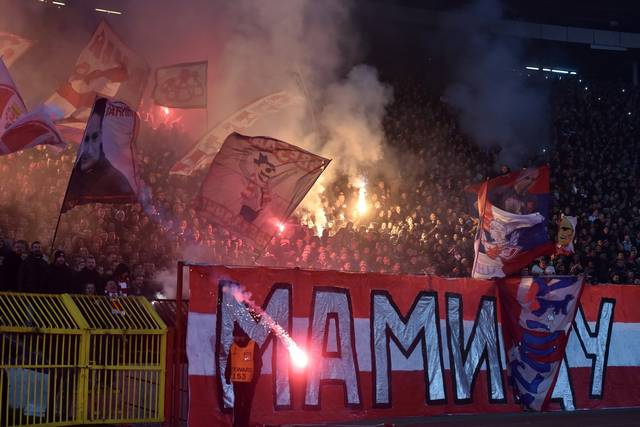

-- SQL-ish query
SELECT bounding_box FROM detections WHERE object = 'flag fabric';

[472,166,554,279]
[0,57,27,131]
[152,61,207,108]
[0,59,63,154]
[61,97,140,213]
[46,20,149,121]
[499,276,584,411]
[1,109,65,155]
[556,214,577,255]
[0,32,33,67]
[170,91,302,175]
[54,119,86,145]
[198,132,329,251]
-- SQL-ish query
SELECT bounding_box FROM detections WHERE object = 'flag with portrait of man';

[61,97,140,212]
[556,214,577,255]
[198,132,330,252]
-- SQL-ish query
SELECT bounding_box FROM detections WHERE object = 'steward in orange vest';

[224,323,262,427]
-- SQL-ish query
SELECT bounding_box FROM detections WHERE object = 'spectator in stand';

[1,239,27,291]
[113,263,130,295]
[17,241,48,293]
[83,282,97,295]
[104,277,120,297]
[75,255,102,294]
[531,258,556,276]
[48,250,74,294]
[1,75,639,286]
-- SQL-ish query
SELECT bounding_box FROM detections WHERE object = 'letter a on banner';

[198,132,330,253]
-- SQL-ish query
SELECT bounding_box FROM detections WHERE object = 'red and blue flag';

[472,166,554,279]
[499,276,585,411]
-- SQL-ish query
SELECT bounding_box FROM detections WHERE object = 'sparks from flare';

[356,176,368,216]
[224,285,309,368]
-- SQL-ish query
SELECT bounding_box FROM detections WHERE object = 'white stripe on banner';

[187,313,640,376]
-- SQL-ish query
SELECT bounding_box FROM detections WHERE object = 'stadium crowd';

[1,76,640,296]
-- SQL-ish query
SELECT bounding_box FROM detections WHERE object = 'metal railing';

[0,292,167,427]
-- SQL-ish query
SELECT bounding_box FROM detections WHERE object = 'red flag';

[46,20,149,120]
[152,61,207,108]
[61,97,140,213]
[198,132,329,251]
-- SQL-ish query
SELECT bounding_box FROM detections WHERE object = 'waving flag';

[198,132,329,251]
[61,97,140,212]
[472,166,554,279]
[500,276,584,411]
[170,91,302,175]
[46,20,149,120]
[152,61,207,108]
[0,32,33,67]
[0,59,63,154]
[0,57,27,131]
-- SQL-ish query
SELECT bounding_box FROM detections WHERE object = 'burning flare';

[356,176,368,216]
[225,285,309,369]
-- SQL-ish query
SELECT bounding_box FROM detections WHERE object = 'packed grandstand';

[1,75,637,295]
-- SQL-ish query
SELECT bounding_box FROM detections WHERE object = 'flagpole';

[49,172,74,257]
[293,67,321,137]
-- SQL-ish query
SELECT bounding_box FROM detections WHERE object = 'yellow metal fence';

[0,293,166,427]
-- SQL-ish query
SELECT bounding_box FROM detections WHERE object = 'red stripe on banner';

[578,284,639,322]
[188,367,640,425]
[187,266,640,426]
[188,265,496,320]
[499,278,638,322]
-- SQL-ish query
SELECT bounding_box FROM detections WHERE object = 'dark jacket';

[1,251,23,291]
[18,254,48,293]
[48,263,75,294]
[74,267,103,294]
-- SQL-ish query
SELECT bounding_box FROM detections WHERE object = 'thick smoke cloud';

[438,0,549,167]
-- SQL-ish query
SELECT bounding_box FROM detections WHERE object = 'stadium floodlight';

[51,1,65,5]
[551,69,569,74]
[542,68,551,72]
[525,66,539,71]
[570,72,577,75]
[95,8,123,15]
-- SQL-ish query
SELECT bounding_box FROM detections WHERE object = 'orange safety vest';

[230,341,256,383]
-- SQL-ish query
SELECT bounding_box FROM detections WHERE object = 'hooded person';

[224,322,262,427]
